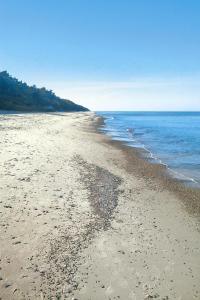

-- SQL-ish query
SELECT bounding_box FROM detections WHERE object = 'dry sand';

[0,112,200,300]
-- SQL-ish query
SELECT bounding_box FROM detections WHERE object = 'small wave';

[166,168,199,185]
[129,142,198,184]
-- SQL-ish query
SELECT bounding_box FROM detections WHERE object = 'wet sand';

[0,112,200,299]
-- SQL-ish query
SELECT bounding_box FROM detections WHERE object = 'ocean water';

[97,111,200,187]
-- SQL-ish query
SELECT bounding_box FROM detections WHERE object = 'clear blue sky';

[1,0,200,110]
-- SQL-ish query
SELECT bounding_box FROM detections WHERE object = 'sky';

[0,0,200,111]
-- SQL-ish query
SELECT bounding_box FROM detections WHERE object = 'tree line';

[0,71,88,112]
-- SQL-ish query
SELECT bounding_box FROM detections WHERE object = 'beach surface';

[0,112,200,300]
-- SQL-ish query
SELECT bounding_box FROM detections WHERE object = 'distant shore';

[0,112,200,299]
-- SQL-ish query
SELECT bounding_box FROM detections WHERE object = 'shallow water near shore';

[97,111,200,187]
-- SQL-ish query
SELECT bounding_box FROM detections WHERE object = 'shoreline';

[0,112,200,299]
[98,112,200,187]
[95,115,200,218]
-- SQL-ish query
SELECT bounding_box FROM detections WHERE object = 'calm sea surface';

[97,112,200,186]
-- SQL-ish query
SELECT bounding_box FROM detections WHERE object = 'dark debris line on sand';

[38,155,122,299]
[74,155,122,224]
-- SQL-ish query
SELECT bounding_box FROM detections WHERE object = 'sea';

[97,111,200,187]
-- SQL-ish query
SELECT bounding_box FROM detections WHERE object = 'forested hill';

[0,71,88,112]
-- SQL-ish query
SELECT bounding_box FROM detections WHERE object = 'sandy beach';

[0,112,200,300]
